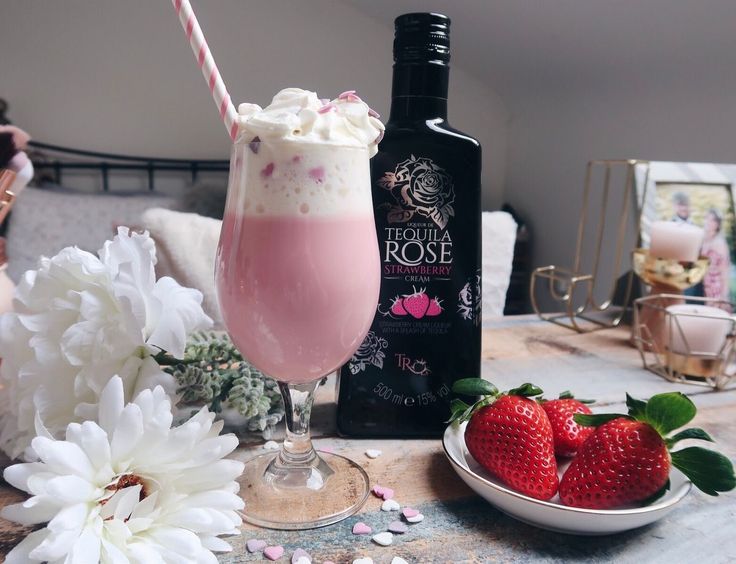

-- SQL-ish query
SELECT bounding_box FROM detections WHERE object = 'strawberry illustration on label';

[402,289,430,319]
[379,287,442,319]
[390,296,408,316]
[426,298,443,317]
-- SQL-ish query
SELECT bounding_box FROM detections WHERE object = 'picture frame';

[635,161,736,306]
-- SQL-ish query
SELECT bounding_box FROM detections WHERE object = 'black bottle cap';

[394,12,450,64]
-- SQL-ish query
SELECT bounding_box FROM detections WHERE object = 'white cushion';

[482,211,518,318]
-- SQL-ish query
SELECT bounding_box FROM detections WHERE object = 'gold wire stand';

[632,294,736,390]
[531,159,650,332]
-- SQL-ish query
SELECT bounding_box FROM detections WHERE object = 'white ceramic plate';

[443,422,692,535]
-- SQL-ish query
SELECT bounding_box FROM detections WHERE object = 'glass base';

[238,451,370,530]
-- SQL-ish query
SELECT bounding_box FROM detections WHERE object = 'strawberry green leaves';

[641,392,697,435]
[666,428,714,448]
[452,378,498,397]
[574,413,623,427]
[670,447,736,496]
[507,383,544,397]
[448,380,543,425]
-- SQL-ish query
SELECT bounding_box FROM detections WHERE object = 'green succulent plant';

[159,331,284,438]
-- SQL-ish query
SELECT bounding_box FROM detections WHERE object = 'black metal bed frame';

[28,140,229,192]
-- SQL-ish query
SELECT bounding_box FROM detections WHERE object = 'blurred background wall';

[4,0,736,280]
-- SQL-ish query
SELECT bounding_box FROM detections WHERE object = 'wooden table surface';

[2,315,735,563]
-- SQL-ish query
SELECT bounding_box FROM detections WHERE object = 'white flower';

[0,227,212,460]
[2,376,245,564]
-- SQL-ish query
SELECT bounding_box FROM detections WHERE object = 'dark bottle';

[337,12,482,437]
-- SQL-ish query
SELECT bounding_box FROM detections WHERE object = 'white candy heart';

[263,440,279,450]
[391,558,409,564]
[295,558,310,564]
[381,499,400,511]
[372,532,394,546]
[353,559,374,564]
[406,513,424,523]
[365,449,382,459]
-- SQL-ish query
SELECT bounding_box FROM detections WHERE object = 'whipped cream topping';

[237,88,385,157]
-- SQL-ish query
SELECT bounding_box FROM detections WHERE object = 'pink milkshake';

[214,88,384,530]
[216,89,383,383]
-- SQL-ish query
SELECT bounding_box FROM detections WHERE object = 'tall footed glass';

[216,139,380,529]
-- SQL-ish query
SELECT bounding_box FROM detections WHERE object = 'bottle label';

[339,144,481,433]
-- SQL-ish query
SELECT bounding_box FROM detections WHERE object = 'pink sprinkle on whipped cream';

[308,166,325,183]
[338,90,356,99]
[318,103,335,114]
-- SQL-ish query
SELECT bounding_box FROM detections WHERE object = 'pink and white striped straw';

[172,0,239,141]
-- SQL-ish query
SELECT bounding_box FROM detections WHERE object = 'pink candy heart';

[402,507,419,518]
[352,521,372,535]
[292,548,311,563]
[372,485,395,500]
[388,520,409,534]
[246,539,267,553]
[264,546,284,561]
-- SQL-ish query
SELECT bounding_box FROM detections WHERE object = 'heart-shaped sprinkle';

[381,499,400,511]
[372,532,394,546]
[264,546,285,560]
[391,558,409,564]
[372,485,385,497]
[365,449,382,459]
[388,520,408,534]
[263,440,279,451]
[352,522,372,535]
[246,539,267,553]
[353,558,373,564]
[292,548,311,563]
[402,507,419,518]
[380,487,394,500]
[406,513,424,523]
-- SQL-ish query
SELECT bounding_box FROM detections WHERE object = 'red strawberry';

[390,296,408,316]
[402,288,430,319]
[559,392,736,509]
[541,391,595,457]
[449,380,558,500]
[426,297,443,317]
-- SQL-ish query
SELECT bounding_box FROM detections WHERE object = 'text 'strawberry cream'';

[216,88,384,384]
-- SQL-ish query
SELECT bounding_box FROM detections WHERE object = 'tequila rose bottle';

[337,12,482,437]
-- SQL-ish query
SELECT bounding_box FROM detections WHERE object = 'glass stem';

[278,380,319,466]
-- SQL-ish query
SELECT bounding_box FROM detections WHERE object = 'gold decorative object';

[631,248,709,352]
[632,294,736,389]
[631,248,709,291]
[531,159,650,332]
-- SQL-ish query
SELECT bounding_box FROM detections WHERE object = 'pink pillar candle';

[666,304,733,355]
[649,221,704,262]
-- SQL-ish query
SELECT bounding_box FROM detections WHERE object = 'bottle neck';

[389,62,449,122]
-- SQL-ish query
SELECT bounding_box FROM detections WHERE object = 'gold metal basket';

[632,294,736,390]
[531,159,650,332]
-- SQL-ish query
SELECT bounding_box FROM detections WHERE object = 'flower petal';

[31,437,95,481]
[98,376,125,435]
[5,528,50,564]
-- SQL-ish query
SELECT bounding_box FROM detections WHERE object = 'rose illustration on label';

[458,273,482,322]
[378,155,455,229]
[348,331,388,375]
[458,281,473,321]
[382,287,443,319]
